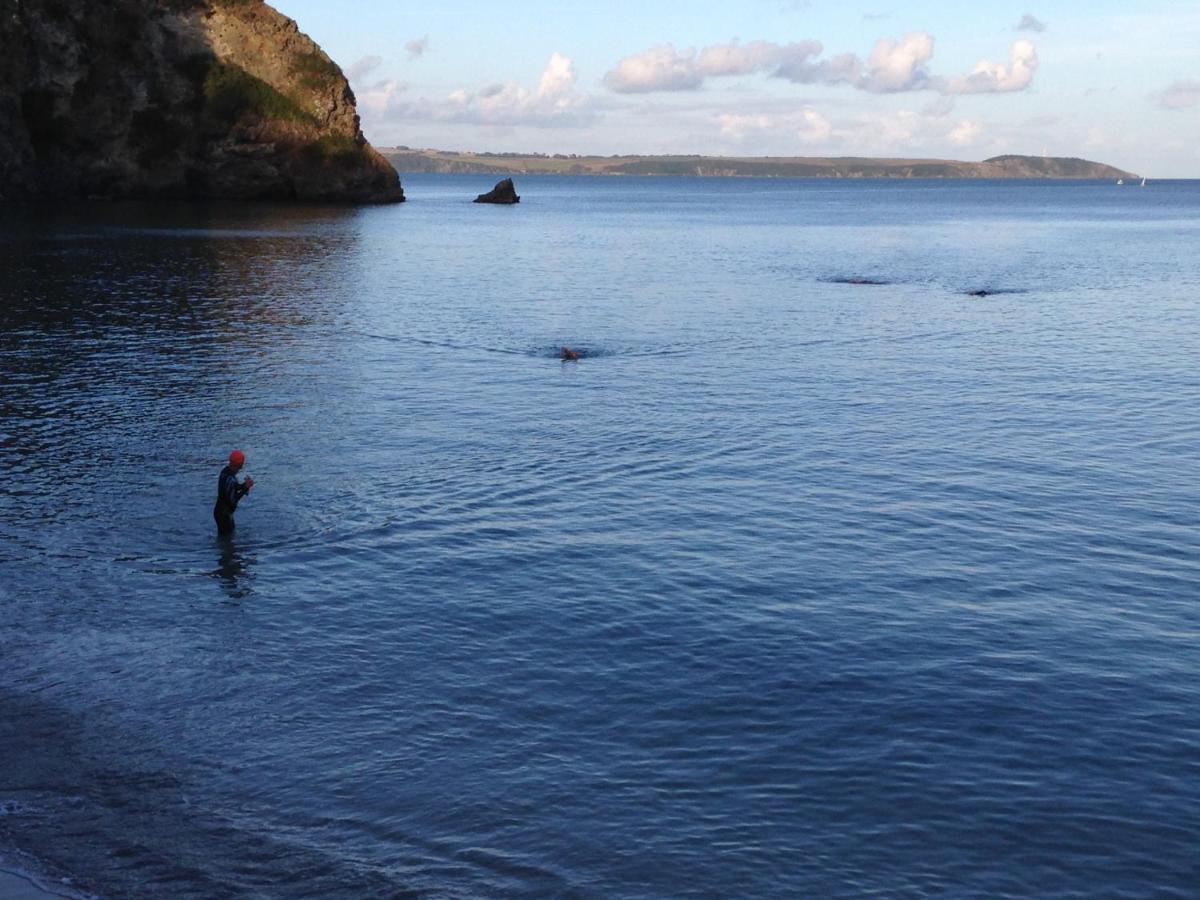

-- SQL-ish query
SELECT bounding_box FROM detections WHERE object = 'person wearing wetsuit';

[214,449,254,536]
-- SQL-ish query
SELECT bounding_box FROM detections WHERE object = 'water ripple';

[3,183,1200,898]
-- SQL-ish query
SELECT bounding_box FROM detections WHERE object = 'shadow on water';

[0,201,361,337]
[357,331,528,357]
[532,342,680,359]
[821,276,894,286]
[811,275,1037,299]
[0,689,421,899]
[534,342,692,359]
[962,287,1030,297]
[358,330,687,359]
[811,274,1033,297]
[212,537,254,601]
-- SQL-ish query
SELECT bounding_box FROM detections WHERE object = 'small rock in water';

[474,178,520,204]
[560,346,581,360]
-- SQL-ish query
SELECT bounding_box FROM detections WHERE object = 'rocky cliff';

[0,0,403,202]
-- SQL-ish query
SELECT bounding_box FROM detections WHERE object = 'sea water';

[1,176,1198,898]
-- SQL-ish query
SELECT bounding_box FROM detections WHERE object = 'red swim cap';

[229,450,246,467]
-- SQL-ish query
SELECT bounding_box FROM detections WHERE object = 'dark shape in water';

[474,179,521,204]
[216,540,254,601]
[830,277,889,285]
[214,450,253,536]
[560,346,582,361]
[966,290,991,297]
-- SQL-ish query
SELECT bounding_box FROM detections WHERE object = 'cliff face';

[0,0,403,202]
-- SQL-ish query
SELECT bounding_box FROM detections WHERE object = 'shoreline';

[0,688,98,900]
[0,851,91,900]
[379,149,1139,181]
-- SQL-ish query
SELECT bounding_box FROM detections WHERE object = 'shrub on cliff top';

[291,52,343,92]
[161,0,260,11]
[210,0,263,12]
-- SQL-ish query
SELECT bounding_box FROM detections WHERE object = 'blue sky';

[271,1,1200,176]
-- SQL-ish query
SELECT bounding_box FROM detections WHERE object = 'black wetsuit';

[214,466,249,536]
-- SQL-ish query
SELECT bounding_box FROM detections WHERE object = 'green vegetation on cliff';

[290,51,342,93]
[203,60,314,127]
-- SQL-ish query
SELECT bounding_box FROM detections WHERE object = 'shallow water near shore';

[2,175,1199,898]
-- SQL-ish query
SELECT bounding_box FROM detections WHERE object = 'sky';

[270,1,1200,176]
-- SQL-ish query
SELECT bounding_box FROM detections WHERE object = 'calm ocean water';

[1,175,1198,898]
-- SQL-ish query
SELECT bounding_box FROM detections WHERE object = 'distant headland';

[0,0,403,203]
[383,149,1137,181]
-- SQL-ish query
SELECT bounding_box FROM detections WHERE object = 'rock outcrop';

[474,178,520,204]
[0,0,403,202]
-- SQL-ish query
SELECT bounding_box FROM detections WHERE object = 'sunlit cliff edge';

[0,0,403,203]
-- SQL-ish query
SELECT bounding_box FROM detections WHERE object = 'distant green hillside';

[382,149,1136,181]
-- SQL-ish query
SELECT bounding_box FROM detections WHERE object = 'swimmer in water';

[214,449,254,536]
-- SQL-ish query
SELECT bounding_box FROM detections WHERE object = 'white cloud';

[938,40,1038,94]
[605,33,1037,96]
[1017,14,1047,33]
[356,78,408,117]
[948,119,983,146]
[716,107,832,143]
[860,109,922,148]
[347,55,383,82]
[796,108,834,142]
[603,39,831,93]
[698,40,777,76]
[717,113,774,138]
[538,51,577,97]
[863,32,934,92]
[1151,80,1200,110]
[825,108,1000,157]
[703,39,824,77]
[796,51,862,86]
[383,53,593,128]
[705,101,988,156]
[405,37,430,59]
[922,95,957,117]
[603,44,705,93]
